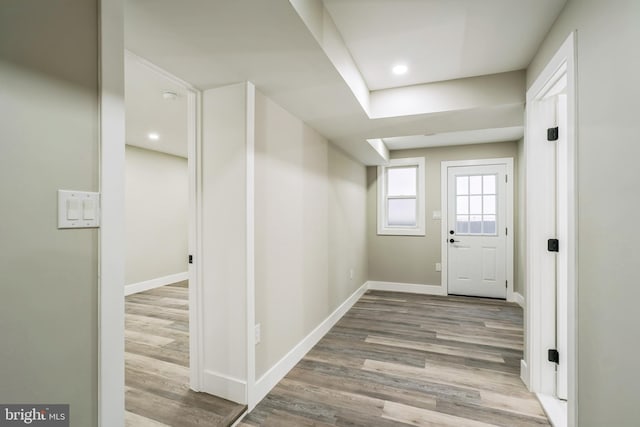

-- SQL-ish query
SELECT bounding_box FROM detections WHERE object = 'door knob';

[449,230,455,235]
[449,238,460,243]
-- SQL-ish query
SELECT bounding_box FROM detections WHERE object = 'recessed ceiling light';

[392,64,408,75]
[148,132,159,141]
[162,91,178,100]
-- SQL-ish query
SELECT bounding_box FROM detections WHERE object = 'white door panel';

[482,247,497,281]
[447,164,507,299]
[554,93,569,400]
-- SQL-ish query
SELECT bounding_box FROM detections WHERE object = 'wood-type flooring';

[124,281,246,426]
[241,290,549,427]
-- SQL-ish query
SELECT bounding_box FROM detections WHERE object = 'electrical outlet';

[435,263,442,272]
[349,268,354,280]
[255,323,261,345]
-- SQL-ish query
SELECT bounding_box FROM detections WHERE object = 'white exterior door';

[446,164,508,299]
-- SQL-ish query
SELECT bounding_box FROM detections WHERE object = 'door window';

[455,174,497,235]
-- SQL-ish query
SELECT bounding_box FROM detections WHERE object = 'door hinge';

[547,238,559,252]
[505,175,508,183]
[548,349,559,364]
[505,227,508,236]
[188,255,193,264]
[547,127,559,141]
[505,280,508,288]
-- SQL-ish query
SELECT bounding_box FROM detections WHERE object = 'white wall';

[125,145,188,285]
[199,83,368,403]
[200,83,250,402]
[0,1,100,425]
[254,90,368,379]
[527,1,640,424]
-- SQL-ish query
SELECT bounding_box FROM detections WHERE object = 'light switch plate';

[432,210,442,220]
[58,190,100,229]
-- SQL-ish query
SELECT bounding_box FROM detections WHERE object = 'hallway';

[242,291,548,426]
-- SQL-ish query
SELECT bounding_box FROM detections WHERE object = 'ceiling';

[323,0,566,91]
[125,54,188,158]
[124,0,565,164]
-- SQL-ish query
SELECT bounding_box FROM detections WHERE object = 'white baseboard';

[124,271,189,296]
[367,280,447,296]
[230,410,248,427]
[202,370,247,405]
[251,282,369,408]
[537,393,567,427]
[509,291,525,309]
[520,359,530,388]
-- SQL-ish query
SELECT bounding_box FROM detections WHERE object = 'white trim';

[520,359,530,388]
[537,393,568,427]
[202,370,247,405]
[98,0,125,426]
[440,158,515,299]
[509,291,525,309]
[367,281,446,296]
[252,282,369,407]
[124,50,198,91]
[124,272,189,296]
[188,88,204,392]
[525,32,577,427]
[377,157,426,236]
[245,82,257,410]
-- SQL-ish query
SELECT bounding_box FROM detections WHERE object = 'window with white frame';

[377,157,425,236]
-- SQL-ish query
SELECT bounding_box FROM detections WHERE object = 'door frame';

[524,32,577,426]
[99,0,204,418]
[124,51,204,392]
[123,50,204,392]
[440,158,515,300]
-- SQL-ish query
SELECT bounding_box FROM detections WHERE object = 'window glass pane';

[388,198,417,226]
[483,175,496,194]
[469,175,482,194]
[456,196,469,215]
[483,215,497,234]
[456,215,469,234]
[483,195,496,215]
[387,167,416,196]
[456,176,469,195]
[469,195,482,214]
[469,215,482,234]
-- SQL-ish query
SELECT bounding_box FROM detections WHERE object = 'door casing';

[440,158,515,301]
[524,31,577,427]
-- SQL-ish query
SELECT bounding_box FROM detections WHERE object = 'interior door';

[447,164,507,299]
[551,92,569,401]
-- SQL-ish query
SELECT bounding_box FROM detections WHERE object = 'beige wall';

[367,142,518,290]
[0,1,99,425]
[125,146,188,285]
[527,0,640,424]
[254,91,367,378]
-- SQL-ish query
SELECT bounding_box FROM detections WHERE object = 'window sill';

[377,227,425,236]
